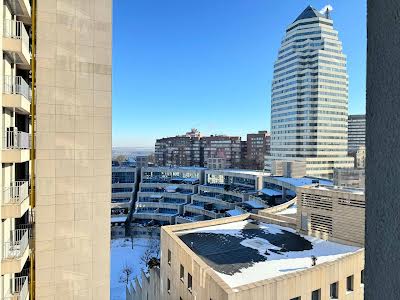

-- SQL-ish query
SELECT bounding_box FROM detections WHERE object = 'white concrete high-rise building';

[265,6,354,179]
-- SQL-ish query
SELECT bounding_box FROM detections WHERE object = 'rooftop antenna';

[324,7,330,19]
[311,255,317,266]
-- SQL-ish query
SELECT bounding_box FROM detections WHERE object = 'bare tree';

[140,238,161,271]
[114,155,127,165]
[119,261,134,286]
[140,246,153,268]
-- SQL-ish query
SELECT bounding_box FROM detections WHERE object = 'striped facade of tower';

[265,6,354,179]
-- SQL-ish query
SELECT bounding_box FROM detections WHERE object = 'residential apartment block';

[155,132,202,167]
[265,6,354,179]
[245,130,270,170]
[0,1,32,299]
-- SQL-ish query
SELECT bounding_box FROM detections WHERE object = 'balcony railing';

[2,181,29,205]
[3,275,28,300]
[3,130,30,150]
[3,19,30,55]
[2,229,29,260]
[3,76,31,101]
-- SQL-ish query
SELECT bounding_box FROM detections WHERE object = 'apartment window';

[180,264,184,281]
[188,273,193,293]
[167,278,171,294]
[347,275,354,292]
[167,249,171,265]
[311,289,321,300]
[361,269,364,285]
[330,282,338,299]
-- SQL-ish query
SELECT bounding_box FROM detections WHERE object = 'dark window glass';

[188,273,193,292]
[347,275,354,291]
[312,289,321,300]
[330,282,338,299]
[180,264,184,281]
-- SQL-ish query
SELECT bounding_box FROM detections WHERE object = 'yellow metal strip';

[30,0,37,299]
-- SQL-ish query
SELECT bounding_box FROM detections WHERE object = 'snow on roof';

[276,204,297,216]
[111,216,127,223]
[244,199,266,209]
[215,169,270,177]
[178,219,360,288]
[312,185,365,195]
[272,177,333,187]
[183,178,200,183]
[149,194,163,199]
[226,209,244,217]
[259,188,283,196]
[165,185,178,192]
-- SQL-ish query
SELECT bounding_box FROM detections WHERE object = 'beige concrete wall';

[34,0,112,299]
[227,250,364,300]
[296,186,365,246]
[126,268,161,300]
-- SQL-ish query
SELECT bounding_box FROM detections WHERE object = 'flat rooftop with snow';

[171,215,361,288]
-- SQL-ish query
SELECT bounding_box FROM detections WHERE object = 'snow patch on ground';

[110,238,159,300]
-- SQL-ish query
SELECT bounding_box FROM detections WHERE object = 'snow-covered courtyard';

[111,237,159,300]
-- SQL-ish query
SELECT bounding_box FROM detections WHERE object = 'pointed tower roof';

[294,5,326,22]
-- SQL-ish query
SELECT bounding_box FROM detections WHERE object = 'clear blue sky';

[112,0,366,147]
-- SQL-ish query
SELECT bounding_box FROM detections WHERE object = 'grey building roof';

[295,5,326,22]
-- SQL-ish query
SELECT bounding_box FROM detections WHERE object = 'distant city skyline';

[113,0,366,147]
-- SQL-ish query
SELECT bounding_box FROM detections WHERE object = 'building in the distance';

[333,168,365,189]
[348,114,366,153]
[245,131,271,170]
[155,135,202,167]
[202,135,242,169]
[131,167,205,229]
[111,164,139,237]
[349,144,366,169]
[265,6,354,179]
[178,169,265,223]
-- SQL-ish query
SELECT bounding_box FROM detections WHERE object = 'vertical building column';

[365,0,400,299]
[34,0,112,299]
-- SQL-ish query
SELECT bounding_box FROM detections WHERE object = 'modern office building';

[265,6,354,179]
[348,114,366,153]
[35,1,112,299]
[245,130,270,170]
